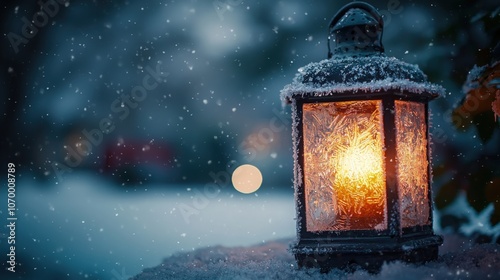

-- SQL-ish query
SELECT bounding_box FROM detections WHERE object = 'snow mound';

[462,64,487,93]
[132,236,500,280]
[462,61,500,93]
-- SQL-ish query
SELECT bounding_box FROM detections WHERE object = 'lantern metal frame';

[292,92,442,272]
[282,2,444,272]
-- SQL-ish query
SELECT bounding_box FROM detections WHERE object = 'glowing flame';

[335,144,383,187]
[330,118,386,217]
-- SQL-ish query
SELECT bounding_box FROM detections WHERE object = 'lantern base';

[292,234,442,273]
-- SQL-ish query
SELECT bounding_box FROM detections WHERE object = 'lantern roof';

[281,54,446,103]
[281,2,445,103]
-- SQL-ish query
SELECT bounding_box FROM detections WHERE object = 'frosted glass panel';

[395,101,430,228]
[302,101,386,232]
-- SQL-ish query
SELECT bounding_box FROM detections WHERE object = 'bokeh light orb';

[231,164,263,194]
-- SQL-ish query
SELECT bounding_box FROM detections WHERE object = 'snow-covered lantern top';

[281,2,444,272]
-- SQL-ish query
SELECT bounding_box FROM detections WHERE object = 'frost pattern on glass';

[303,101,386,232]
[395,101,430,228]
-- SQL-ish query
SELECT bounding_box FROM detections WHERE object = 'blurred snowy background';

[1,0,499,279]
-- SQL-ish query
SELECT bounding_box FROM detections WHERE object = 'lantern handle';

[327,1,384,59]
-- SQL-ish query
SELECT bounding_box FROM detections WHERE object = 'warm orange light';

[303,100,386,232]
[333,131,385,198]
[395,101,430,227]
[336,146,378,181]
[231,164,263,194]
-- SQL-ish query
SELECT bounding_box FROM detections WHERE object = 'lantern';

[281,2,444,272]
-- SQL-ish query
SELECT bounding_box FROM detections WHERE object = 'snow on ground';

[3,172,500,279]
[2,173,295,279]
[132,235,500,280]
